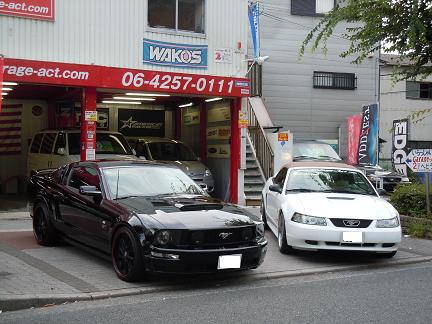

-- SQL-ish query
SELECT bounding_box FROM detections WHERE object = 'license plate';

[342,232,363,243]
[217,254,242,270]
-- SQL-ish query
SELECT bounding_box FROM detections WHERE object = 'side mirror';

[376,188,386,196]
[79,185,102,196]
[57,147,66,155]
[269,184,282,194]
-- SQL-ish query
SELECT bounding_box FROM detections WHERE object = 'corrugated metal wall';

[0,0,249,77]
[256,0,379,140]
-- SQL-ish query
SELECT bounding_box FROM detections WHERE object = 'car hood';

[116,195,259,229]
[288,193,397,220]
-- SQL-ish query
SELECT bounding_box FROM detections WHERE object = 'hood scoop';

[326,197,355,200]
[150,199,180,213]
[178,203,224,211]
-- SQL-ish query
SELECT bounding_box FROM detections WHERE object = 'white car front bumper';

[285,219,401,252]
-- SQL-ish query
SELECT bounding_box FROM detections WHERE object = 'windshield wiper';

[114,195,144,200]
[293,156,320,160]
[322,189,372,195]
[318,155,341,161]
[286,188,319,192]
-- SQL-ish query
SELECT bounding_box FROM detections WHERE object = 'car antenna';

[115,169,120,200]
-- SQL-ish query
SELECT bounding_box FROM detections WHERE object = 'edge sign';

[392,119,409,177]
[0,0,55,21]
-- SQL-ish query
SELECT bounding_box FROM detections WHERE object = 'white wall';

[1,0,249,77]
[380,65,432,160]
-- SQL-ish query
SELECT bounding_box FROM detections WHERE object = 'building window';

[313,71,357,90]
[406,81,432,99]
[148,0,205,34]
[291,0,334,16]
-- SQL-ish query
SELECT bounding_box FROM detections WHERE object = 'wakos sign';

[143,39,208,69]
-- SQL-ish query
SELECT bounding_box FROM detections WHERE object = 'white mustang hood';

[288,193,396,220]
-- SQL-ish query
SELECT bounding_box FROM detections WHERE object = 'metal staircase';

[243,98,275,206]
[243,64,277,206]
[244,140,266,206]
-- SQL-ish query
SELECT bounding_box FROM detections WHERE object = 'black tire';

[260,198,269,229]
[33,203,59,246]
[278,213,293,254]
[112,227,145,282]
[377,251,397,258]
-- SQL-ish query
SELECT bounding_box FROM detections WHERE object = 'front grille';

[325,241,377,247]
[180,226,256,249]
[330,219,373,228]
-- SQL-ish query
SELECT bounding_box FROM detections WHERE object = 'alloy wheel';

[34,210,47,243]
[114,235,135,276]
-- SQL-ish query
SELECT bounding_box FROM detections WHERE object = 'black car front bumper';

[144,241,267,273]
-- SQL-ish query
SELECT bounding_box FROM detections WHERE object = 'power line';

[258,5,349,41]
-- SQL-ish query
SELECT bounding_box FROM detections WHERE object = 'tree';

[300,0,432,81]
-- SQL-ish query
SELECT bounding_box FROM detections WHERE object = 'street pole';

[426,172,431,214]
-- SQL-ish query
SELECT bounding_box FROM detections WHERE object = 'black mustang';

[28,160,267,282]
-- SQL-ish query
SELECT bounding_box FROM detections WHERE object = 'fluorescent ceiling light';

[205,97,223,102]
[2,82,18,86]
[102,100,142,105]
[113,96,155,101]
[126,92,170,97]
[1,87,13,91]
[179,102,193,108]
[1,92,8,96]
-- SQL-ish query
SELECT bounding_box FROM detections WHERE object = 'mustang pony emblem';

[219,232,233,240]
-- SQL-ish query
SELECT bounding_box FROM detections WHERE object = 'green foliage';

[389,183,431,217]
[408,222,427,238]
[300,0,432,80]
[407,108,432,124]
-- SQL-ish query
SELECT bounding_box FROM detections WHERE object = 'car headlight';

[291,212,327,226]
[154,230,172,246]
[376,217,399,228]
[256,223,265,238]
[204,169,212,177]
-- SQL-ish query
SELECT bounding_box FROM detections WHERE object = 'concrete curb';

[1,255,431,313]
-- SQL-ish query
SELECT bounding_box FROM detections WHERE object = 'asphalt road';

[2,262,431,323]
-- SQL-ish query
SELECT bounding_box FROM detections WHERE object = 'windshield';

[286,168,376,196]
[148,142,198,161]
[69,133,133,155]
[293,143,341,161]
[102,166,205,199]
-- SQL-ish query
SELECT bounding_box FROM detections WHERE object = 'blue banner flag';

[357,103,379,166]
[248,2,260,59]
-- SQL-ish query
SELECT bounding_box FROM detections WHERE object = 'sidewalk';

[1,228,431,312]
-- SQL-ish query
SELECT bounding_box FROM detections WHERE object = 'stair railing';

[246,100,274,180]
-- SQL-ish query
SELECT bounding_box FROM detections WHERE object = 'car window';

[102,166,204,199]
[40,133,56,154]
[68,133,133,155]
[273,168,287,187]
[148,142,198,161]
[30,133,44,153]
[54,132,66,154]
[286,168,376,195]
[68,166,101,191]
[293,142,341,161]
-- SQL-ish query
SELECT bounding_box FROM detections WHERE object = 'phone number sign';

[3,58,250,97]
